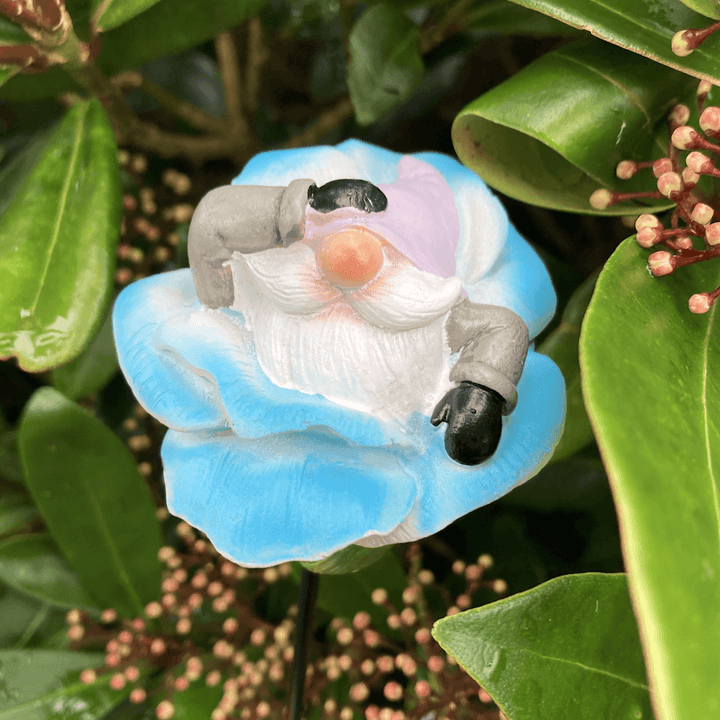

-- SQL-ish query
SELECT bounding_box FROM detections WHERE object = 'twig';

[215,30,248,138]
[282,98,354,149]
[245,16,267,115]
[112,70,226,135]
[289,569,319,720]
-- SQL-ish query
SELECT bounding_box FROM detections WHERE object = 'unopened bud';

[648,251,675,276]
[616,160,637,180]
[109,673,126,691]
[80,669,97,684]
[676,236,694,250]
[682,167,700,186]
[100,609,118,624]
[706,222,720,245]
[670,104,691,125]
[371,588,388,605]
[589,188,613,210]
[144,601,162,618]
[692,203,714,224]
[687,151,711,174]
[672,126,699,150]
[700,106,720,134]
[698,80,713,98]
[652,158,673,178]
[129,688,146,703]
[156,699,175,720]
[635,214,661,232]
[657,171,682,197]
[672,30,694,57]
[689,293,713,313]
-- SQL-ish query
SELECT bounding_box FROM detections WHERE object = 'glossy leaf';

[0,100,121,372]
[0,430,23,486]
[0,67,19,88]
[0,18,30,43]
[0,534,97,611]
[52,308,119,400]
[505,0,720,73]
[92,0,163,32]
[98,0,269,74]
[538,274,597,462]
[0,650,117,720]
[452,38,693,214]
[677,0,720,19]
[466,0,578,36]
[0,491,38,535]
[581,237,720,720]
[347,3,424,125]
[18,387,162,618]
[433,573,651,720]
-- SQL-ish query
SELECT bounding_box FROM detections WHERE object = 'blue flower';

[113,140,565,568]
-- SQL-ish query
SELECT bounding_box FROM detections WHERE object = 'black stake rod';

[289,568,320,720]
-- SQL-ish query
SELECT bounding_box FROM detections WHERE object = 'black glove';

[308,179,388,214]
[431,382,504,466]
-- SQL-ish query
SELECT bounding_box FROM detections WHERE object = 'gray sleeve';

[188,179,315,308]
[445,299,529,415]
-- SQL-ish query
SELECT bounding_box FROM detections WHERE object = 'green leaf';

[18,388,162,618]
[0,18,31,43]
[538,273,597,462]
[580,237,720,719]
[0,534,97,611]
[347,3,424,125]
[0,67,19,89]
[92,0,163,32]
[170,681,223,720]
[466,0,579,36]
[0,649,117,720]
[433,573,652,720]
[98,0,269,74]
[52,308,119,400]
[0,491,38,535]
[505,0,720,74]
[677,0,720,20]
[0,100,121,372]
[0,431,23,486]
[452,37,694,214]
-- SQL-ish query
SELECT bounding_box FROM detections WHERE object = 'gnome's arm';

[189,179,388,308]
[432,300,529,466]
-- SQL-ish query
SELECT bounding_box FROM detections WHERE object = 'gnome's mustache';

[239,239,462,331]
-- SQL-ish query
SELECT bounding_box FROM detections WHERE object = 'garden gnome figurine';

[188,157,529,466]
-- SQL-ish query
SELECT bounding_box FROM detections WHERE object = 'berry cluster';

[66,522,507,720]
[590,81,720,314]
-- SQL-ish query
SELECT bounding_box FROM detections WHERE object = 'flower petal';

[357,350,566,547]
[162,428,418,566]
[112,271,226,431]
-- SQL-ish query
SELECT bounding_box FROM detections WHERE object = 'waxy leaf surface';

[18,388,162,618]
[538,274,597,462]
[453,38,692,214]
[0,491,38,535]
[0,650,117,720]
[433,573,651,720]
[347,3,424,125]
[0,100,121,372]
[52,308,119,400]
[91,0,163,32]
[581,238,720,719]
[505,0,720,73]
[0,534,96,610]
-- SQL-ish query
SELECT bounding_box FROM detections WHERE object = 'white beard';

[228,241,462,424]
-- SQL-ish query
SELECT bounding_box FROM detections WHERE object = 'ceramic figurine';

[113,141,565,567]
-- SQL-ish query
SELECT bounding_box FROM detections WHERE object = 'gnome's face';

[229,217,463,425]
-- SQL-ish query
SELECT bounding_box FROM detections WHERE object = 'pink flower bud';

[383,681,403,701]
[675,236,694,250]
[156,700,175,720]
[150,638,166,655]
[615,160,637,180]
[109,673,126,691]
[689,293,713,314]
[657,172,682,197]
[100,609,118,624]
[669,104,691,125]
[414,627,431,643]
[589,189,613,210]
[130,688,147,704]
[351,682,370,702]
[706,222,720,245]
[687,151,711,173]
[125,666,140,682]
[371,588,388,605]
[635,214,661,232]
[66,609,82,625]
[176,618,192,634]
[80,669,97,684]
[352,611,371,630]
[692,203,714,225]
[672,30,694,57]
[648,251,675,276]
[144,601,162,618]
[652,158,673,178]
[672,126,699,150]
[700,106,720,134]
[698,80,713,98]
[414,680,431,699]
[682,167,700,186]
[493,579,509,594]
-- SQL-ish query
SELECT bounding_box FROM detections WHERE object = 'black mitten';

[431,382,504,466]
[308,179,388,214]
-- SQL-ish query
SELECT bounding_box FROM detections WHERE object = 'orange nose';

[316,228,384,288]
